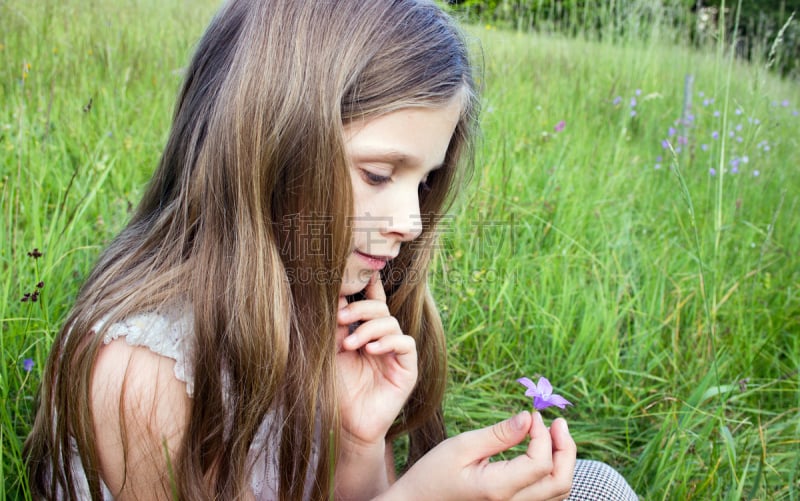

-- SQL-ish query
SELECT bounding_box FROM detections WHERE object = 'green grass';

[2,0,799,499]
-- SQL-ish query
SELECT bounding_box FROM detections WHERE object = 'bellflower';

[23,358,34,372]
[517,376,573,410]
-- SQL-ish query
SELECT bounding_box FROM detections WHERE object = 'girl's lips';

[354,250,390,270]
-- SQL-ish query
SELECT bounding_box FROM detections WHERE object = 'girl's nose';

[383,191,423,242]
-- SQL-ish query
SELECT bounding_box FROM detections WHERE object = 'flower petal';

[536,377,553,397]
[533,396,554,410]
[516,377,536,390]
[546,394,573,409]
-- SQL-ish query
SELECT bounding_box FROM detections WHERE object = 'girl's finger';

[338,299,390,325]
[549,418,577,485]
[364,332,416,357]
[343,316,401,350]
[481,413,554,494]
[364,271,387,302]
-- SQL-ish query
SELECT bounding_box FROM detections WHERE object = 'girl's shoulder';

[94,306,197,395]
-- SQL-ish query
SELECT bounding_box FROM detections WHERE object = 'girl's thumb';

[469,411,531,458]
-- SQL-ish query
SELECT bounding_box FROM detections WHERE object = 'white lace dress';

[65,309,313,500]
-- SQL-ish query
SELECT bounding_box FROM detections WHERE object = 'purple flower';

[668,127,676,137]
[782,99,790,107]
[635,89,642,96]
[661,139,670,149]
[630,110,637,117]
[554,120,566,133]
[709,168,717,176]
[612,96,622,106]
[712,131,719,139]
[735,108,743,115]
[701,143,709,151]
[713,110,721,117]
[630,97,637,107]
[23,358,34,372]
[517,376,573,410]
[678,136,688,145]
[753,169,760,177]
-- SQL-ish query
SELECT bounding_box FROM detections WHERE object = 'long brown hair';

[25,1,478,499]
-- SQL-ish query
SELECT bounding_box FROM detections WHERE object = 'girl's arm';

[91,338,192,499]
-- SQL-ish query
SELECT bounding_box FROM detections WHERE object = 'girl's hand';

[381,411,577,501]
[335,272,418,450]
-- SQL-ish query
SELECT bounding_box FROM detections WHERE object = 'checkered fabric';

[568,460,639,500]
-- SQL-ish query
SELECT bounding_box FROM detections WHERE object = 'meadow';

[2,0,799,499]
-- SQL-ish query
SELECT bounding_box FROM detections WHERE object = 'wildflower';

[753,170,760,177]
[612,96,622,106]
[630,110,637,117]
[735,108,743,115]
[27,248,43,259]
[711,131,719,139]
[782,100,790,107]
[713,110,720,117]
[517,376,573,410]
[668,127,676,137]
[735,124,742,131]
[709,168,717,176]
[23,358,34,372]
[661,139,670,149]
[677,136,688,145]
[630,97,637,107]
[701,144,709,151]
[635,89,642,96]
[554,120,566,133]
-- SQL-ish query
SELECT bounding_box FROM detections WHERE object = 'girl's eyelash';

[361,170,391,185]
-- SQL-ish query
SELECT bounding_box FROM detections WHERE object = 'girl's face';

[339,97,463,297]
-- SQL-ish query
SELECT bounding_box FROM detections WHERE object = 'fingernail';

[533,412,545,426]
[511,412,527,431]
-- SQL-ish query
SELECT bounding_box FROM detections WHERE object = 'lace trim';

[97,308,196,397]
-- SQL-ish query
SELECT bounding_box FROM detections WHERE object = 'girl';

[25,1,637,499]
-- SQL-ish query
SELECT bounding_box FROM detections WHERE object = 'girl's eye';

[361,170,391,186]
